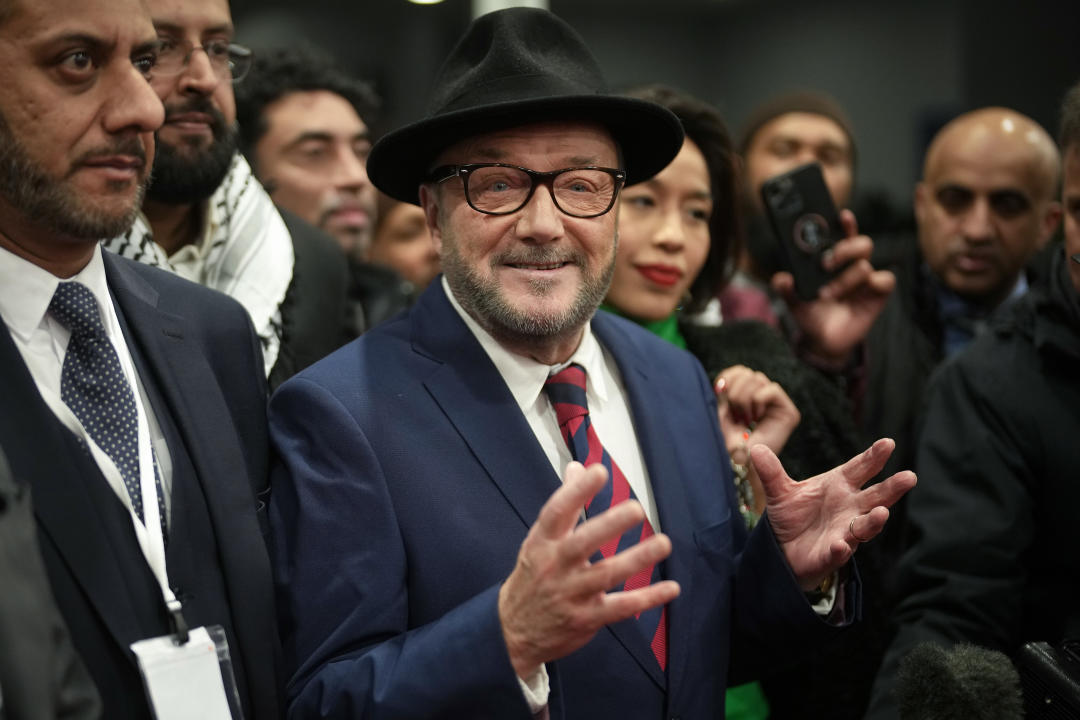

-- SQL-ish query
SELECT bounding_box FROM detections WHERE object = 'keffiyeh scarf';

[103,153,293,376]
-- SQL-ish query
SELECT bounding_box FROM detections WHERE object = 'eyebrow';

[133,38,159,56]
[152,21,234,36]
[285,131,334,149]
[38,32,112,51]
[285,130,371,148]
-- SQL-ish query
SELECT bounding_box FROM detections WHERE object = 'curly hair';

[234,46,380,164]
[620,85,741,312]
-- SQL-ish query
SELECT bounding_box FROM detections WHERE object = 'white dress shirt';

[0,243,172,522]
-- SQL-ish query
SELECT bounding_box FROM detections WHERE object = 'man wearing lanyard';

[0,1,280,719]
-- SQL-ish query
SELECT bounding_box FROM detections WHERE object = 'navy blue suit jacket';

[269,281,856,719]
[0,251,282,720]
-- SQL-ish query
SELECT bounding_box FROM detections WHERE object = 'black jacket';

[682,319,889,719]
[270,210,351,391]
[0,254,282,720]
[867,247,1080,719]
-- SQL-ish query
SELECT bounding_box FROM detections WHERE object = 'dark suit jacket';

[0,448,100,720]
[0,252,281,720]
[269,281,858,719]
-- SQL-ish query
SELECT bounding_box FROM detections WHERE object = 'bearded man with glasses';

[103,0,351,390]
[268,8,916,719]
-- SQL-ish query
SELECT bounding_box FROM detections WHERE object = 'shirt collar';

[0,242,111,342]
[153,200,215,265]
[440,276,611,413]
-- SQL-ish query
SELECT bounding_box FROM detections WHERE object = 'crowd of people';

[0,1,1076,719]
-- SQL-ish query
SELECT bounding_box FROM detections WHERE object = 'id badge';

[131,625,244,720]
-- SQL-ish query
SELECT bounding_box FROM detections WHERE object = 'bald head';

[916,107,1062,306]
[924,107,1060,200]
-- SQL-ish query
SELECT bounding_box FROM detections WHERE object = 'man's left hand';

[752,438,916,590]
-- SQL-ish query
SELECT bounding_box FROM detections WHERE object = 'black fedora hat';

[367,7,684,205]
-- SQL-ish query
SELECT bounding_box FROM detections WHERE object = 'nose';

[175,47,222,97]
[959,197,995,243]
[334,146,370,191]
[652,206,687,253]
[103,65,165,135]
[513,184,564,243]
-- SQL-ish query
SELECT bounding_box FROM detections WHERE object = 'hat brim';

[368,94,685,205]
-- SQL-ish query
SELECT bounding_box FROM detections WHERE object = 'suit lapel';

[102,254,269,591]
[103,255,278,715]
[593,312,698,694]
[0,320,163,654]
[411,286,561,530]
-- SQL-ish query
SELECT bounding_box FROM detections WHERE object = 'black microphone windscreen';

[895,642,1023,720]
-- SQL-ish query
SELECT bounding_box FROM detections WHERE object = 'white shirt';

[151,205,214,284]
[0,243,172,521]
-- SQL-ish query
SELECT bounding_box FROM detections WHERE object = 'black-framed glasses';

[152,37,254,83]
[429,163,626,218]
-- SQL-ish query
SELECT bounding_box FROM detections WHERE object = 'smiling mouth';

[507,262,569,270]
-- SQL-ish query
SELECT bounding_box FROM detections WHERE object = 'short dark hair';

[234,47,380,165]
[1060,81,1080,152]
[621,85,741,312]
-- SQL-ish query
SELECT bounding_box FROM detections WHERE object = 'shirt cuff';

[517,664,550,715]
[807,570,840,616]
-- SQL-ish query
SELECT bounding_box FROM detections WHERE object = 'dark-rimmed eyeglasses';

[152,38,254,83]
[428,163,626,218]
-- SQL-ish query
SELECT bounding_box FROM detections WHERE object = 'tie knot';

[544,362,589,425]
[49,282,106,337]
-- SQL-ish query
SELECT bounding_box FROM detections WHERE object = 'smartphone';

[760,162,844,301]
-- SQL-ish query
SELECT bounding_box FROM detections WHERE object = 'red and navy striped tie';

[544,363,668,670]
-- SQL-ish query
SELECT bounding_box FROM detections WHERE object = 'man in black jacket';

[235,47,413,336]
[863,107,1062,485]
[866,85,1080,720]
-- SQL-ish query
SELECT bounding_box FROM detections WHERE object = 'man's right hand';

[498,462,680,679]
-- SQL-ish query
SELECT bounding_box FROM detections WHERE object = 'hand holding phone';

[760,163,844,301]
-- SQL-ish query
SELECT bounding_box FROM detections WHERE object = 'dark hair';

[1060,81,1080,152]
[621,85,741,312]
[234,47,380,166]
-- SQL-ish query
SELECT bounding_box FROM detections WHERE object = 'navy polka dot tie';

[50,282,162,529]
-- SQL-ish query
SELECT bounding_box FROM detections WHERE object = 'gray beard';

[440,230,616,349]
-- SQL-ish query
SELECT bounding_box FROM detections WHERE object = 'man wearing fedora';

[268,8,915,719]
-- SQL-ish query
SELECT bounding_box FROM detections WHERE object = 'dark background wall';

[233,0,1080,223]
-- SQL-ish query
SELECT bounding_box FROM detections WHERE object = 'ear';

[419,184,444,256]
[1038,199,1063,247]
[913,182,929,225]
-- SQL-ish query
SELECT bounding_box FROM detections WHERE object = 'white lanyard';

[38,352,178,617]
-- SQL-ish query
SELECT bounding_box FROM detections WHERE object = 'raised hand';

[771,209,895,365]
[752,438,916,590]
[714,364,801,460]
[498,462,681,678]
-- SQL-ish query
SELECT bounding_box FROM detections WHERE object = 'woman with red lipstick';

[604,86,880,720]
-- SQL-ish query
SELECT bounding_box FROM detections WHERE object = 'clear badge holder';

[131,620,244,720]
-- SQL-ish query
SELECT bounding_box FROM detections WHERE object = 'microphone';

[895,642,1023,720]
